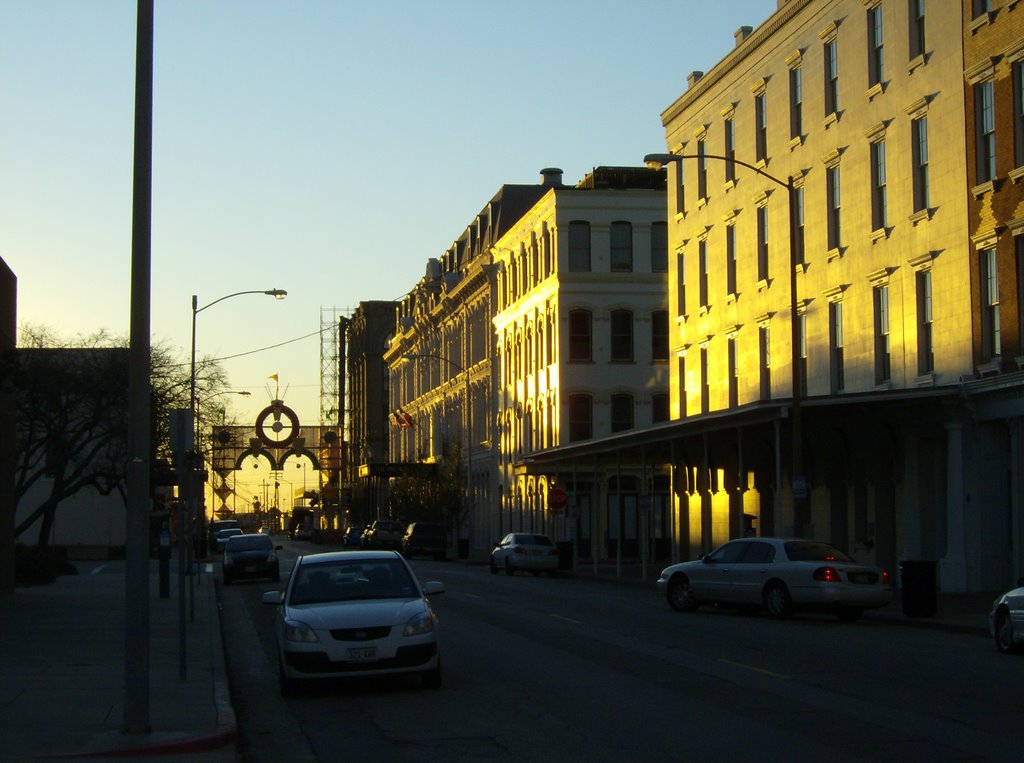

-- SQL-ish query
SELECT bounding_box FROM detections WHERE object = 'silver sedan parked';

[262,550,444,695]
[490,533,560,576]
[656,538,893,621]
[990,579,1024,654]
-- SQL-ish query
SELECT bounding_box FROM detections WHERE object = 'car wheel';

[666,574,699,612]
[505,558,515,576]
[764,581,793,619]
[995,608,1018,654]
[836,606,863,623]
[489,558,499,575]
[421,661,442,690]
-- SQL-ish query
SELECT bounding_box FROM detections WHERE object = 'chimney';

[735,26,752,46]
[687,70,704,88]
[540,167,563,187]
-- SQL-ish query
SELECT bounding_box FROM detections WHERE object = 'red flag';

[398,407,414,427]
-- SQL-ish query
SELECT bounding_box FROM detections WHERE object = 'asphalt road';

[219,540,1023,763]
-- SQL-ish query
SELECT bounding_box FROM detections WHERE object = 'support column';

[939,420,968,592]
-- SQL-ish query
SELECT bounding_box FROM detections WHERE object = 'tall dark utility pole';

[125,0,154,735]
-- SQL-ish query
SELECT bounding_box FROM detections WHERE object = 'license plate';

[347,647,377,662]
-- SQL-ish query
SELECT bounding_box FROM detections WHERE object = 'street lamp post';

[403,353,472,552]
[644,152,805,536]
[186,289,285,626]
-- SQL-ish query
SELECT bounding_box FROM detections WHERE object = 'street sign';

[548,487,568,511]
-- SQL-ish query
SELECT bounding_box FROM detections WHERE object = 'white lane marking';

[717,658,790,680]
[551,614,582,625]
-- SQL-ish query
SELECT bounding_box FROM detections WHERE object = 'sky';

[0,0,773,438]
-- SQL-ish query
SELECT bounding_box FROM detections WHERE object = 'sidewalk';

[0,558,235,762]
[0,556,1002,763]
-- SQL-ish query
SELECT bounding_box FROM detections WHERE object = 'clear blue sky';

[1,0,772,428]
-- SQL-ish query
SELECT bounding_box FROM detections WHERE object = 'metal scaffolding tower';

[320,306,350,427]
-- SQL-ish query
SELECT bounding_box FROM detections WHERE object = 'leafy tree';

[11,325,231,547]
[386,440,465,534]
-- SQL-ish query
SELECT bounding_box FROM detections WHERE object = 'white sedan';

[990,579,1024,654]
[490,533,560,576]
[262,550,444,694]
[656,538,893,622]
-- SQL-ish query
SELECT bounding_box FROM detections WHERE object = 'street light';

[644,152,805,535]
[403,353,472,542]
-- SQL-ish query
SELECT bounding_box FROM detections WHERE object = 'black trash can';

[556,541,574,570]
[899,560,937,618]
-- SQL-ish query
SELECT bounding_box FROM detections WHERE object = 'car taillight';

[813,566,842,582]
[513,546,527,554]
[881,569,891,585]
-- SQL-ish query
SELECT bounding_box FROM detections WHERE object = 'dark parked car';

[402,522,447,560]
[208,519,240,553]
[343,526,364,547]
[222,533,281,585]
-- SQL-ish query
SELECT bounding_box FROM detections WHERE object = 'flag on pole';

[397,407,414,427]
[268,373,279,382]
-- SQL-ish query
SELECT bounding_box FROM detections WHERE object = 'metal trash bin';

[556,541,574,570]
[899,560,937,618]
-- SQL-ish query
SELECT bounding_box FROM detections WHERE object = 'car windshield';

[289,559,418,604]
[784,541,853,563]
[226,536,272,552]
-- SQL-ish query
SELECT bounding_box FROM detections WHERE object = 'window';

[651,222,667,272]
[824,39,839,117]
[867,5,884,88]
[981,248,1001,359]
[759,324,771,400]
[674,160,686,216]
[798,313,808,396]
[610,309,634,362]
[652,393,670,423]
[794,185,805,265]
[726,224,737,295]
[699,239,709,308]
[568,221,591,272]
[757,205,769,282]
[1018,239,1024,360]
[790,65,803,139]
[677,355,687,418]
[830,301,844,393]
[912,117,930,212]
[871,139,887,231]
[697,138,708,200]
[916,270,934,375]
[725,116,736,183]
[568,309,592,362]
[727,337,738,408]
[610,221,633,272]
[755,93,767,163]
[973,0,991,18]
[975,81,996,184]
[568,394,592,442]
[874,285,891,384]
[700,347,710,414]
[652,310,669,361]
[827,165,841,250]
[611,393,634,432]
[1014,62,1024,168]
[676,251,687,316]
[909,0,926,60]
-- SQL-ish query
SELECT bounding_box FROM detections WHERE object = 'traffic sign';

[548,487,568,510]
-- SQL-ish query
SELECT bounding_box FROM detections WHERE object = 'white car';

[262,550,444,695]
[656,538,893,622]
[214,527,244,552]
[990,579,1024,654]
[490,533,560,576]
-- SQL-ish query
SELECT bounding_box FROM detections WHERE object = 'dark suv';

[402,522,447,560]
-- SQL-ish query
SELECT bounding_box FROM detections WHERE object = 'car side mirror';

[261,590,284,605]
[422,581,445,596]
[701,556,713,564]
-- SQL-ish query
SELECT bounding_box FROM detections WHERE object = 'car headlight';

[403,610,435,636]
[284,619,320,643]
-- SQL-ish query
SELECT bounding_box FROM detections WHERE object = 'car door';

[691,541,747,602]
[731,541,776,604]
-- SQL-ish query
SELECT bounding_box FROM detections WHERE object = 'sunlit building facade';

[491,167,668,559]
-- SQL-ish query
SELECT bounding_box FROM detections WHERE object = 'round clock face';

[255,403,300,449]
